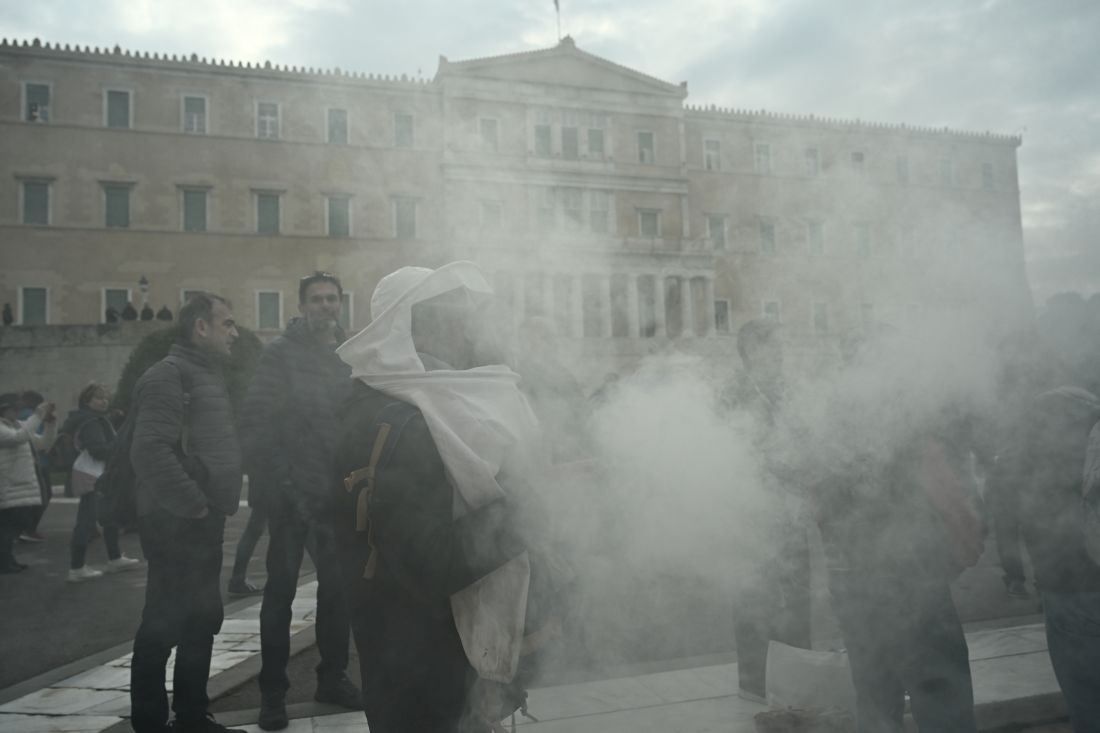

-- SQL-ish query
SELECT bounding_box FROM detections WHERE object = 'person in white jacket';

[0,392,57,573]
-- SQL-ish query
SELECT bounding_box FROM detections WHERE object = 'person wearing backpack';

[63,382,141,582]
[333,263,561,732]
[239,272,357,731]
[127,293,245,733]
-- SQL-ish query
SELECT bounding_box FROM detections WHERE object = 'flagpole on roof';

[554,0,562,41]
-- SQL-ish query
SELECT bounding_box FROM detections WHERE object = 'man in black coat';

[240,272,357,730]
[129,292,244,733]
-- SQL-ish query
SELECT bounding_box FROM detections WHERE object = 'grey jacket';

[132,342,243,518]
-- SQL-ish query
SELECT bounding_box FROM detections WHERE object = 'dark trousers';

[258,492,350,698]
[70,492,121,568]
[1042,591,1100,733]
[229,504,267,584]
[130,510,226,733]
[987,483,1026,584]
[828,569,976,733]
[0,507,33,566]
[733,526,813,696]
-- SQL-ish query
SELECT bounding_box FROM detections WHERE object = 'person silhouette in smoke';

[156,305,173,321]
[121,301,138,321]
[729,319,813,702]
[141,304,155,321]
[2,303,12,326]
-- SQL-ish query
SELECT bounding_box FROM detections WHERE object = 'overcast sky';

[2,0,1096,301]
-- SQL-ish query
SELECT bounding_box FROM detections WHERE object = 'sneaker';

[314,673,361,709]
[68,566,104,582]
[257,695,288,731]
[105,555,142,573]
[169,713,245,732]
[18,530,44,543]
[227,579,263,596]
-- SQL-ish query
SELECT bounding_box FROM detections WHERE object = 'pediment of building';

[437,37,686,99]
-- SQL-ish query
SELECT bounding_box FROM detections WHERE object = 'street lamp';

[138,275,150,307]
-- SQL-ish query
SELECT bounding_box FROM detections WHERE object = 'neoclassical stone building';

[0,36,1030,381]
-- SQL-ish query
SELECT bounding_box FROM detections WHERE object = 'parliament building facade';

[0,37,1030,381]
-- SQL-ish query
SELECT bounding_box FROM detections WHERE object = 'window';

[103,184,131,228]
[393,197,417,239]
[104,288,131,321]
[182,188,207,232]
[481,200,502,230]
[850,151,865,175]
[561,126,579,160]
[854,222,871,257]
[479,118,498,152]
[940,158,954,186]
[704,139,721,171]
[759,219,776,255]
[21,180,50,225]
[754,143,772,174]
[637,131,655,164]
[256,192,280,234]
[896,155,910,185]
[394,113,414,148]
[534,123,552,157]
[715,300,731,333]
[706,215,727,250]
[762,300,780,322]
[327,196,350,237]
[562,188,583,231]
[804,147,819,177]
[807,220,824,256]
[638,209,660,237]
[257,102,279,139]
[182,95,206,134]
[536,188,556,231]
[861,303,875,331]
[587,127,605,157]
[812,302,829,334]
[327,108,348,144]
[257,291,282,330]
[24,82,50,122]
[340,292,354,332]
[589,190,610,234]
[20,287,48,325]
[105,89,131,129]
[982,162,994,191]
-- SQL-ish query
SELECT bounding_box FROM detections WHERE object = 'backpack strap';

[342,400,420,579]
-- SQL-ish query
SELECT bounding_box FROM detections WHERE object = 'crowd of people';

[2,267,1100,733]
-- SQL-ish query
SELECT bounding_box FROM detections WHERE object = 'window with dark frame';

[327,108,348,144]
[183,96,206,133]
[22,180,49,225]
[589,191,610,234]
[534,124,552,157]
[704,139,721,171]
[21,287,47,325]
[256,192,280,234]
[257,291,281,330]
[182,188,207,232]
[106,90,130,128]
[637,131,655,164]
[25,83,50,122]
[327,196,350,237]
[104,184,130,228]
[257,102,279,139]
[638,209,659,237]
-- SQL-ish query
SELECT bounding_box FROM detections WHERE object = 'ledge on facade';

[0,321,167,348]
[0,37,432,88]
[684,102,1022,146]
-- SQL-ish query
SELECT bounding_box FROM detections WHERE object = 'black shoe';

[314,673,361,709]
[169,714,245,733]
[0,560,27,574]
[257,695,288,731]
[227,579,263,596]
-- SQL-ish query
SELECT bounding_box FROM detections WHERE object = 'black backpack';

[96,358,192,528]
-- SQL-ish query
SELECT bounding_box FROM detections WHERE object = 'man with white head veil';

[333,262,556,733]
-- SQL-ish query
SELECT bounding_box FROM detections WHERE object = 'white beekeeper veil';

[337,260,543,683]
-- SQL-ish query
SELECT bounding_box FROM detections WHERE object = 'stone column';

[602,275,613,338]
[654,273,667,338]
[572,275,585,338]
[626,274,640,338]
[681,275,695,337]
[703,276,716,336]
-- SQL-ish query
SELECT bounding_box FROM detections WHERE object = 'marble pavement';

[0,581,1066,732]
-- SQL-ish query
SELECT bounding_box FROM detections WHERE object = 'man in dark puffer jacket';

[240,272,357,730]
[129,292,244,733]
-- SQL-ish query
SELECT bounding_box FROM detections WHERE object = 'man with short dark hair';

[241,272,357,730]
[129,292,244,733]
